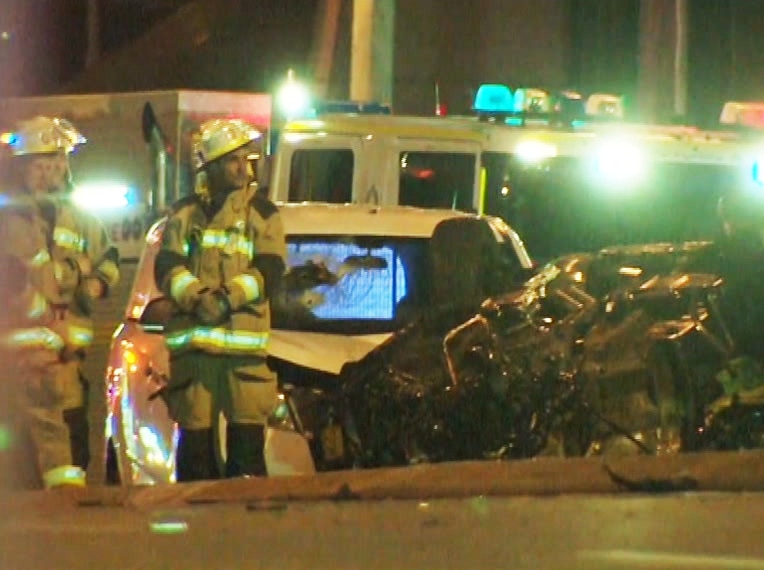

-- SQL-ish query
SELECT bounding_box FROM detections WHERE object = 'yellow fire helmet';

[193,118,262,171]
[1,116,87,156]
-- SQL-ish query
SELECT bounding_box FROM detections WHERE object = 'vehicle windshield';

[272,235,429,334]
[482,152,740,262]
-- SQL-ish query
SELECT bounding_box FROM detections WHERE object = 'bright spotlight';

[276,70,312,120]
[70,181,130,210]
[594,141,645,185]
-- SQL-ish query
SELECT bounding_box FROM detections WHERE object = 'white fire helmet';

[193,119,262,171]
[2,116,86,156]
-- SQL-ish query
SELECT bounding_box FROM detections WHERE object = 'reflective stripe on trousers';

[166,327,269,354]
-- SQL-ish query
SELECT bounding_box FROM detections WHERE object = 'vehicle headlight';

[594,141,645,185]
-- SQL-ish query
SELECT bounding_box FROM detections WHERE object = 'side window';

[399,152,475,211]
[289,149,354,203]
[480,151,513,219]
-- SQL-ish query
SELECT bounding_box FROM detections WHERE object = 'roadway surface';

[3,453,764,570]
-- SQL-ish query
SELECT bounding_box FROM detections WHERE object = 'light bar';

[473,84,514,114]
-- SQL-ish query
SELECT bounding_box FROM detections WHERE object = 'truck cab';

[271,113,486,212]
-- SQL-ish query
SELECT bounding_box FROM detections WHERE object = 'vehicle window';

[289,149,354,202]
[482,151,737,262]
[399,152,475,211]
[273,236,428,334]
[481,151,512,220]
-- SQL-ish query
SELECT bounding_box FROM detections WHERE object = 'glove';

[54,258,82,294]
[193,289,232,326]
[74,277,105,315]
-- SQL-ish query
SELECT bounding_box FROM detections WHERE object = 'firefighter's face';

[46,151,69,191]
[207,146,252,192]
[19,152,68,196]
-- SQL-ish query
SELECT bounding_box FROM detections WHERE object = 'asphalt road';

[2,489,764,570]
[2,453,764,570]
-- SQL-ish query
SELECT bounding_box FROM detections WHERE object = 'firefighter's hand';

[194,289,231,326]
[54,259,81,293]
[79,277,105,300]
[74,277,105,315]
[58,345,83,364]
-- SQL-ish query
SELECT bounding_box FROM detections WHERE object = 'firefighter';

[0,158,86,488]
[154,119,286,481]
[5,116,120,475]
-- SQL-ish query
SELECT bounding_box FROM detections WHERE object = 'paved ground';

[3,453,764,569]
[2,487,764,569]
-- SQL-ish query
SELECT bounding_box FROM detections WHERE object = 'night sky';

[0,0,200,95]
[3,0,764,125]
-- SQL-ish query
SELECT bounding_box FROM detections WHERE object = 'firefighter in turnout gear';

[2,116,120,481]
[155,119,286,481]
[0,248,79,489]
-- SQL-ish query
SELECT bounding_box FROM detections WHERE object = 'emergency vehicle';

[271,84,764,260]
[0,90,272,261]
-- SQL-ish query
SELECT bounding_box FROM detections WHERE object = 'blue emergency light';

[473,84,514,115]
[753,160,764,186]
[0,131,18,147]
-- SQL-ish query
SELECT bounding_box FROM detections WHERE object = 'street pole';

[310,0,342,99]
[85,0,101,68]
[638,0,686,122]
[350,0,395,105]
[673,0,688,118]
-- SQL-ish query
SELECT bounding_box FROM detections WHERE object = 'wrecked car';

[105,202,534,484]
[335,239,764,467]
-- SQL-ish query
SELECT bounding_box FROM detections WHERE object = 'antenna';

[435,82,447,116]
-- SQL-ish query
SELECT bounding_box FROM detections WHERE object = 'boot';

[63,406,90,472]
[176,428,218,482]
[225,423,266,478]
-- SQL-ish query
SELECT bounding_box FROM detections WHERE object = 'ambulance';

[271,84,764,261]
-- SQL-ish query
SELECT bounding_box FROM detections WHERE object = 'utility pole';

[310,0,342,99]
[673,0,688,118]
[85,0,101,68]
[637,0,687,122]
[350,0,395,105]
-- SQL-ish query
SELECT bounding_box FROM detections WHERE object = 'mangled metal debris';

[335,240,764,467]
